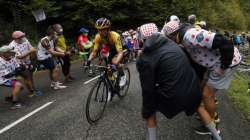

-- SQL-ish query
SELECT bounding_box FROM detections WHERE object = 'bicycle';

[85,64,130,124]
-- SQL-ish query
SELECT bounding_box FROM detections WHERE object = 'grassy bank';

[228,72,250,120]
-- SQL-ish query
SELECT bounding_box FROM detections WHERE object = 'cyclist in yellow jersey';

[87,18,126,95]
[88,18,123,65]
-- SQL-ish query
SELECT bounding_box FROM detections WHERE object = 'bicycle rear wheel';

[85,79,108,124]
[118,67,131,98]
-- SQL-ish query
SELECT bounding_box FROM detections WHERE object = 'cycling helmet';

[139,23,158,40]
[170,15,180,23]
[12,31,25,39]
[162,21,180,36]
[95,18,111,29]
[79,27,89,33]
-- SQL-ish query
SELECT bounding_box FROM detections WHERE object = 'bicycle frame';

[97,66,121,99]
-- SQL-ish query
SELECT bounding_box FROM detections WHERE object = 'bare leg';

[12,81,23,102]
[203,84,216,119]
[197,101,221,140]
[146,114,157,140]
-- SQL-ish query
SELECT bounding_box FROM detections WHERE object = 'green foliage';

[228,72,250,120]
[21,0,250,30]
[1,0,250,45]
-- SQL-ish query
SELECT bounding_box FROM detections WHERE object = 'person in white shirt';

[0,45,23,109]
[37,26,68,90]
[9,31,42,97]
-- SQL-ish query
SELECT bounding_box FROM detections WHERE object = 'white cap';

[0,45,15,53]
[170,15,180,23]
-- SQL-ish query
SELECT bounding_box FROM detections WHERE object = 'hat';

[139,23,158,39]
[162,21,180,36]
[0,45,15,53]
[170,15,180,23]
[80,27,89,33]
[12,31,25,39]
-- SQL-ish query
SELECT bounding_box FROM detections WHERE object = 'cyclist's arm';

[113,50,123,65]
[112,36,123,65]
[88,47,98,61]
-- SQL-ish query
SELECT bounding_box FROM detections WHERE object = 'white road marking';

[84,75,100,84]
[0,101,54,134]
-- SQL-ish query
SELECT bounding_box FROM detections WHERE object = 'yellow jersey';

[93,31,123,54]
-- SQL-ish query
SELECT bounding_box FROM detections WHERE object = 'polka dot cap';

[162,21,180,36]
[139,23,158,39]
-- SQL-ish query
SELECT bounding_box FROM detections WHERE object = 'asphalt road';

[0,62,250,140]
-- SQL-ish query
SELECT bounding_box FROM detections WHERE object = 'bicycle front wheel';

[85,79,108,124]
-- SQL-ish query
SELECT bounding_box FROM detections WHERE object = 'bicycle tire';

[85,78,108,124]
[118,67,131,98]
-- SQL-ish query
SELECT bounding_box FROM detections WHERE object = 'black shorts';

[18,68,33,79]
[39,57,56,70]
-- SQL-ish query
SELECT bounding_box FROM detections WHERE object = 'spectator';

[77,27,93,66]
[170,15,180,23]
[0,45,23,109]
[232,31,241,48]
[188,14,196,25]
[52,24,74,82]
[241,32,248,47]
[136,23,202,140]
[37,26,67,90]
[9,31,43,97]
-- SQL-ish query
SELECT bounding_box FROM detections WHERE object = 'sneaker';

[64,78,73,83]
[107,91,112,102]
[50,82,56,88]
[214,113,220,123]
[28,93,36,98]
[10,102,23,110]
[215,98,219,105]
[194,125,221,135]
[57,82,63,85]
[29,90,43,98]
[53,83,67,90]
[51,82,64,88]
[119,75,126,87]
[69,76,75,80]
[210,135,222,140]
[5,96,13,103]
[88,69,94,77]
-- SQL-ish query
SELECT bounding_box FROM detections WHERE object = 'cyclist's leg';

[111,56,125,87]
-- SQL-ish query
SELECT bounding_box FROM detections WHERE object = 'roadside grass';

[228,72,250,121]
